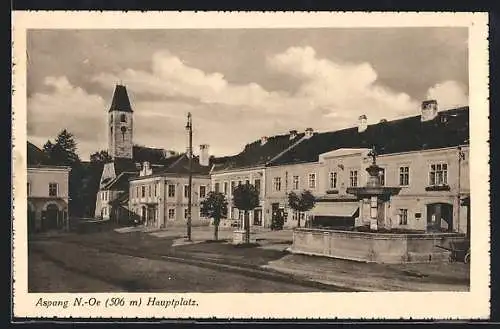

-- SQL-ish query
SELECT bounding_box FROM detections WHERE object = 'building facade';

[210,130,310,228]
[128,154,212,228]
[27,165,71,233]
[264,101,470,234]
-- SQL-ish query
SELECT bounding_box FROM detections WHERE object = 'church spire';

[109,84,133,113]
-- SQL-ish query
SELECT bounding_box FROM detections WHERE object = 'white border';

[12,11,490,319]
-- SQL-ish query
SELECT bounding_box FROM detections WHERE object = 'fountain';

[346,146,401,231]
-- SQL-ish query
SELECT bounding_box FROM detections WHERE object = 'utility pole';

[186,112,193,241]
[457,146,465,234]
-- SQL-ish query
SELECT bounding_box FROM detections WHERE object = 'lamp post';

[186,112,193,241]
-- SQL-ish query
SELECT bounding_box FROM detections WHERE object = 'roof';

[268,107,469,166]
[108,84,133,113]
[129,153,212,181]
[27,141,49,165]
[213,132,306,172]
[103,171,138,190]
[110,157,139,176]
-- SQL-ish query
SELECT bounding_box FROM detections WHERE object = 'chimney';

[421,100,438,122]
[305,128,314,138]
[289,130,298,140]
[358,115,368,133]
[260,136,268,145]
[199,144,210,167]
[141,161,152,177]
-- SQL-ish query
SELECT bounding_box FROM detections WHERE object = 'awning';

[310,202,359,217]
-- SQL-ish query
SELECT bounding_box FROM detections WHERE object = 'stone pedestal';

[232,229,256,245]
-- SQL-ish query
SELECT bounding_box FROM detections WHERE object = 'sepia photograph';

[12,11,490,319]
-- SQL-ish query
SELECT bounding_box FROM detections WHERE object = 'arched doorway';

[28,202,36,234]
[42,203,61,231]
[426,202,453,232]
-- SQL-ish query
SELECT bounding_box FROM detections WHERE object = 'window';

[399,166,410,186]
[121,126,126,141]
[48,183,58,197]
[328,172,337,189]
[429,163,448,186]
[273,177,282,191]
[231,181,236,194]
[309,173,316,189]
[399,209,409,225]
[141,186,146,198]
[254,179,261,194]
[110,126,113,134]
[379,168,385,186]
[148,185,152,197]
[168,184,175,198]
[27,182,31,196]
[292,176,299,190]
[136,186,139,199]
[349,170,358,187]
[223,182,228,195]
[238,180,242,186]
[199,185,206,198]
[120,114,126,122]
[214,182,220,193]
[184,185,190,198]
[168,208,175,220]
[184,208,189,219]
[245,179,250,185]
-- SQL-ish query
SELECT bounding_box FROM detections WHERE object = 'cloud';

[266,46,418,120]
[27,76,108,159]
[28,47,467,160]
[426,80,469,110]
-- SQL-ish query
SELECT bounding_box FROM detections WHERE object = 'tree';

[42,129,87,217]
[288,190,316,228]
[43,129,80,166]
[90,150,112,164]
[232,183,260,244]
[200,191,228,241]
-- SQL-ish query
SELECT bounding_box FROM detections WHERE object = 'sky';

[26,28,469,160]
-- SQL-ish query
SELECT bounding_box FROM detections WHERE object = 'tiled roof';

[103,171,138,190]
[268,107,469,166]
[27,141,49,165]
[108,84,133,113]
[111,158,139,176]
[161,153,212,176]
[213,133,306,172]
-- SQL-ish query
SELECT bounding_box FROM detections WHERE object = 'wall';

[306,146,470,233]
[27,166,70,232]
[129,174,211,229]
[28,167,70,200]
[291,228,466,264]
[265,162,319,228]
[211,168,265,226]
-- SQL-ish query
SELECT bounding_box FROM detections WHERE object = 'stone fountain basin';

[290,228,466,264]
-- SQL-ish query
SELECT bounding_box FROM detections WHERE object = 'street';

[28,228,344,293]
[28,225,469,293]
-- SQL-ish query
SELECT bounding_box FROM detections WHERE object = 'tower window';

[110,126,113,134]
[111,114,113,121]
[120,114,126,122]
[121,126,126,141]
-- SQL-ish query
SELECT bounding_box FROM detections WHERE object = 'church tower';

[108,84,133,159]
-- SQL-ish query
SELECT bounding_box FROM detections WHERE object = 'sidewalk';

[263,254,469,292]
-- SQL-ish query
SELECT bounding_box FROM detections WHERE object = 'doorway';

[42,204,60,231]
[426,203,453,232]
[253,209,262,226]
